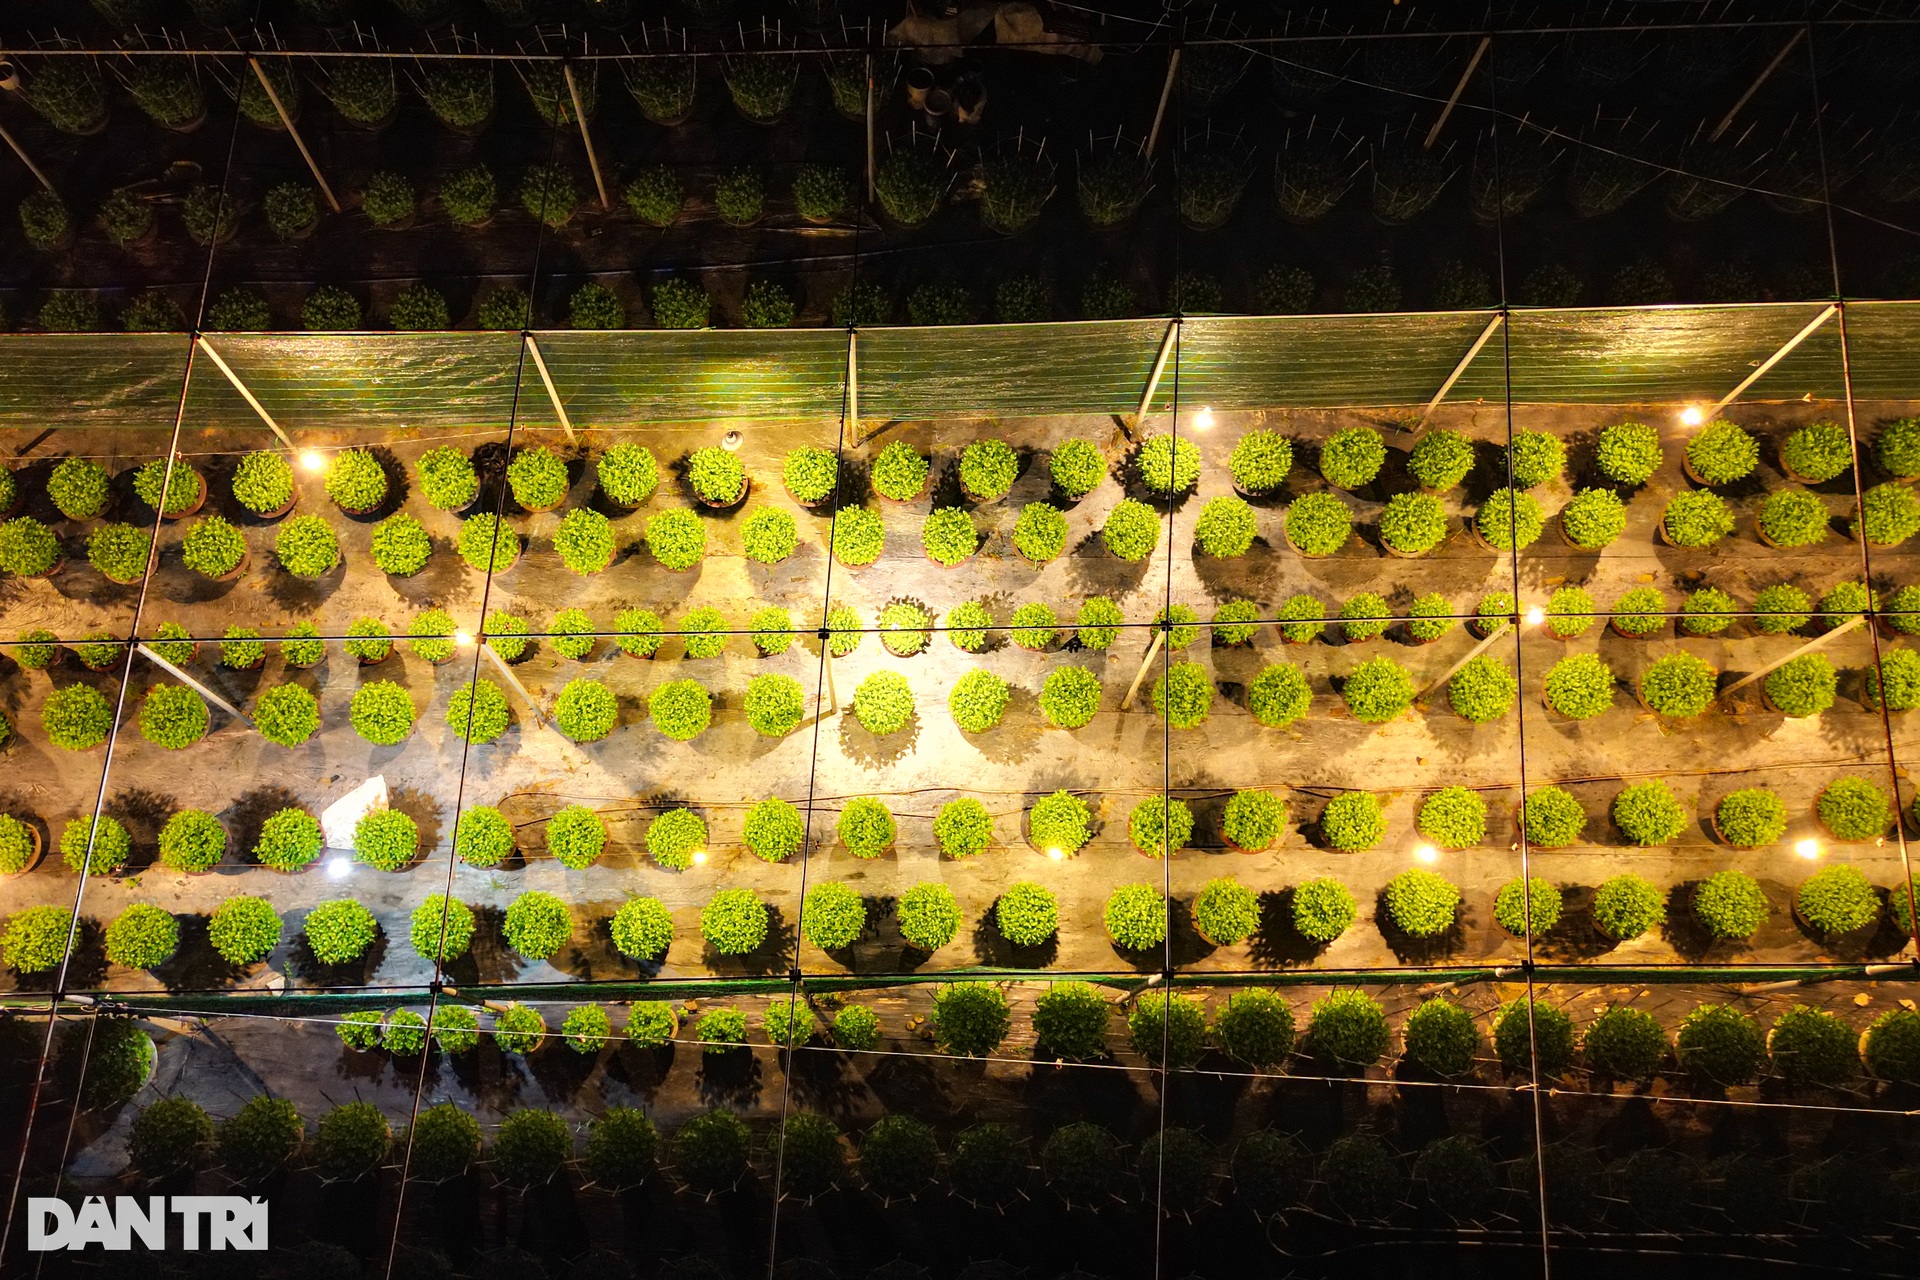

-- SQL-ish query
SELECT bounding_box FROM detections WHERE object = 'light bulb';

[1046,846,1065,861]
[1679,406,1705,426]
[326,856,351,879]
[1795,838,1821,859]
[1414,844,1439,864]
[1193,406,1215,430]
[454,629,475,647]
[1525,607,1545,627]
[691,850,708,865]
[300,449,328,473]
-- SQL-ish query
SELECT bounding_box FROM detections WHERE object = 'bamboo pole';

[1719,614,1864,702]
[1145,48,1181,158]
[0,123,54,193]
[1710,27,1805,143]
[194,337,299,457]
[1120,630,1168,711]
[1704,303,1838,420]
[249,56,341,212]
[1423,34,1490,149]
[1134,319,1180,423]
[478,642,548,728]
[564,65,611,210]
[137,644,256,730]
[523,334,578,444]
[1415,312,1503,429]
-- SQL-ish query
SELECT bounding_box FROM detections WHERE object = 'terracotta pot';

[1609,618,1664,640]
[212,550,251,582]
[696,476,750,510]
[2,826,45,876]
[250,491,299,521]
[1221,834,1274,855]
[161,470,208,521]
[519,495,566,514]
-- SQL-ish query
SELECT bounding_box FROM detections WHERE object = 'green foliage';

[312,1102,389,1182]
[454,806,514,868]
[1383,868,1461,937]
[650,276,711,330]
[552,508,615,575]
[1854,481,1920,545]
[1129,991,1207,1067]
[1026,789,1091,855]
[1506,430,1565,488]
[1128,797,1193,858]
[546,805,607,870]
[834,796,894,858]
[60,815,129,874]
[596,443,658,507]
[921,507,978,566]
[105,903,178,969]
[826,604,863,656]
[99,187,156,249]
[547,608,595,662]
[734,796,801,865]
[1,905,72,973]
[444,680,509,746]
[18,186,70,250]
[1009,601,1056,650]
[1194,876,1261,945]
[228,451,294,518]
[1215,989,1294,1067]
[1293,878,1357,942]
[852,671,913,736]
[1475,487,1544,550]
[1769,1005,1855,1085]
[960,439,1019,501]
[830,505,885,566]
[1662,489,1735,548]
[1682,419,1758,484]
[1639,652,1719,718]
[456,513,519,573]
[871,441,929,501]
[1150,661,1214,729]
[701,889,769,954]
[1597,421,1662,484]
[1757,489,1829,548]
[695,1008,749,1055]
[506,445,568,510]
[349,680,414,746]
[1448,655,1517,724]
[274,515,339,577]
[610,897,673,959]
[1797,863,1879,933]
[928,983,1011,1057]
[686,447,745,506]
[934,797,993,859]
[321,450,386,514]
[1073,596,1123,649]
[1817,776,1894,841]
[518,164,577,228]
[301,286,362,331]
[0,814,34,876]
[800,881,866,951]
[138,684,208,750]
[408,1103,481,1182]
[1050,438,1104,497]
[737,672,801,737]
[1221,789,1285,853]
[567,283,624,331]
[1101,497,1161,560]
[352,809,417,872]
[430,1007,480,1056]
[1416,787,1486,849]
[11,630,58,671]
[1583,1006,1668,1079]
[40,291,103,333]
[833,1004,882,1051]
[996,881,1059,946]
[1402,998,1479,1077]
[1493,999,1576,1076]
[1105,883,1168,950]
[438,161,496,226]
[554,678,618,742]
[1867,645,1920,711]
[947,668,1009,734]
[409,895,474,963]
[1494,878,1563,935]
[219,626,265,670]
[494,1004,547,1055]
[638,508,703,571]
[1691,870,1769,941]
[1593,873,1667,941]
[1306,989,1390,1071]
[782,446,838,504]
[88,522,152,582]
[1407,429,1474,490]
[1136,434,1200,498]
[1013,502,1071,562]
[645,808,707,872]
[1033,982,1111,1059]
[1544,653,1614,719]
[1211,598,1261,646]
[731,510,796,570]
[1875,417,1920,479]
[47,458,109,520]
[1515,787,1582,849]
[1340,656,1413,723]
[1559,487,1626,549]
[1863,1009,1920,1085]
[898,881,961,952]
[504,890,572,960]
[1321,791,1386,852]
[1377,491,1446,554]
[1759,652,1835,719]
[304,899,377,965]
[1612,780,1687,847]
[388,286,449,331]
[1222,430,1290,495]
[253,808,321,871]
[129,1097,213,1180]
[1318,427,1386,489]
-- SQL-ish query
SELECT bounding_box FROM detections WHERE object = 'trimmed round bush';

[254,684,319,747]
[870,441,928,500]
[408,1104,481,1182]
[1816,776,1894,841]
[0,518,61,576]
[1402,998,1479,1077]
[1012,502,1070,562]
[1761,653,1835,719]
[1341,656,1413,723]
[1321,791,1386,852]
[958,439,1020,501]
[645,508,706,570]
[1797,864,1879,934]
[60,815,130,875]
[1293,878,1357,943]
[446,680,510,745]
[409,895,475,963]
[1521,786,1586,848]
[1714,788,1787,849]
[1446,654,1517,725]
[457,513,519,572]
[1318,427,1385,489]
[782,446,838,503]
[1583,1006,1668,1080]
[610,897,673,960]
[1128,991,1207,1067]
[1051,437,1105,497]
[494,1004,547,1055]
[742,509,798,565]
[106,903,178,969]
[744,673,805,738]
[1221,788,1285,853]
[996,881,1059,946]
[1416,787,1486,849]
[352,808,418,871]
[1028,789,1092,856]
[934,797,993,859]
[1193,494,1258,557]
[1194,876,1261,946]
[1306,989,1389,1071]
[1866,646,1920,711]
[2,905,73,973]
[646,808,707,871]
[1136,432,1199,496]
[1285,492,1351,556]
[1663,489,1735,547]
[1640,652,1719,718]
[504,890,573,961]
[1855,482,1920,546]
[454,806,514,868]
[932,982,1011,1056]
[43,685,113,751]
[801,881,867,951]
[88,522,152,582]
[546,805,607,870]
[311,1102,390,1182]
[1559,487,1626,549]
[1408,429,1474,490]
[1782,421,1852,481]
[1128,797,1193,858]
[1229,430,1292,493]
[253,808,321,871]
[1592,873,1666,941]
[129,1097,214,1180]
[831,506,885,566]
[349,680,415,746]
[898,881,961,952]
[1676,1004,1765,1085]
[1475,488,1544,550]
[1338,592,1391,642]
[138,684,208,750]
[1693,871,1770,940]
[1686,419,1759,484]
[838,797,896,858]
[1769,1005,1855,1085]
[948,668,1010,734]
[1383,868,1461,938]
[1215,989,1294,1066]
[1494,877,1563,935]
[1493,999,1577,1077]
[1507,429,1565,488]
[701,889,769,955]
[304,899,377,965]
[1101,498,1161,561]
[1033,981,1112,1059]
[1758,489,1830,547]
[1544,653,1614,719]
[1875,416,1920,479]
[1863,1008,1920,1084]
[48,456,110,520]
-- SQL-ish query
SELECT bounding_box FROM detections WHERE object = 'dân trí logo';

[27,1196,268,1251]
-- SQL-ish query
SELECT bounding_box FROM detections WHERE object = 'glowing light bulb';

[1193,406,1215,430]
[1795,838,1822,859]
[1414,844,1439,864]
[722,430,744,451]
[1525,607,1545,627]
[691,849,708,865]
[300,449,328,473]
[1679,406,1705,426]
[1046,846,1065,861]
[454,629,475,647]
[326,857,351,879]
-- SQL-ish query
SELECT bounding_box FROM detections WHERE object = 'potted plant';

[1711,787,1787,849]
[254,684,319,747]
[457,513,519,573]
[1873,416,1920,481]
[1683,419,1760,485]
[249,807,321,872]
[868,441,928,502]
[1610,586,1667,638]
[1417,786,1486,850]
[875,143,950,227]
[590,443,658,510]
[263,182,319,240]
[1506,430,1565,489]
[47,458,109,521]
[342,618,392,665]
[1518,786,1585,849]
[1639,652,1718,718]
[405,610,456,664]
[1100,498,1160,561]
[1592,874,1666,942]
[1779,421,1852,483]
[1038,666,1102,729]
[1340,656,1412,723]
[1317,427,1386,490]
[1815,776,1893,842]
[1338,593,1391,642]
[1005,502,1067,564]
[1680,586,1736,636]
[138,684,209,749]
[0,813,43,876]
[440,163,497,227]
[1136,433,1199,499]
[60,814,130,873]
[960,439,1019,502]
[300,286,361,330]
[1755,582,1812,634]
[1447,654,1516,723]
[1543,653,1614,720]
[1541,585,1593,638]
[1408,429,1474,491]
[1377,491,1447,556]
[781,446,838,508]
[683,446,745,508]
[553,508,615,574]
[1796,864,1879,935]
[1042,438,1103,503]
[651,276,710,329]
[1473,488,1544,550]
[353,808,419,872]
[504,892,573,961]
[1763,653,1836,717]
[1383,868,1461,938]
[932,796,992,860]
[321,449,386,516]
[87,523,152,584]
[1127,797,1194,858]
[1104,884,1168,951]
[361,171,415,229]
[1281,491,1349,558]
[647,679,710,741]
[877,602,931,657]
[1557,487,1626,549]
[0,518,61,576]
[507,445,569,512]
[1852,482,1920,546]
[273,515,339,578]
[1613,779,1687,846]
[1291,880,1358,945]
[625,165,684,227]
[134,457,204,519]
[1865,647,1920,712]
[829,506,884,568]
[230,450,296,519]
[1213,599,1262,646]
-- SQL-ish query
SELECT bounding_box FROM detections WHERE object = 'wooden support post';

[1424,35,1490,149]
[1416,312,1503,429]
[1145,47,1180,158]
[821,643,839,713]
[194,337,299,457]
[1719,614,1864,702]
[522,334,578,445]
[845,330,859,437]
[1710,28,1806,143]
[563,65,611,211]
[478,642,548,728]
[1119,629,1168,711]
[137,644,256,730]
[865,55,876,205]
[249,56,341,213]
[0,123,54,193]
[1415,621,1511,702]
[1134,318,1180,423]
[1704,303,1837,420]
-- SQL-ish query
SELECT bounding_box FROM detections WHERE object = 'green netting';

[1176,312,1502,409]
[1835,301,1920,403]
[185,333,523,432]
[518,329,848,426]
[1505,303,1846,404]
[0,335,190,429]
[857,320,1166,419]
